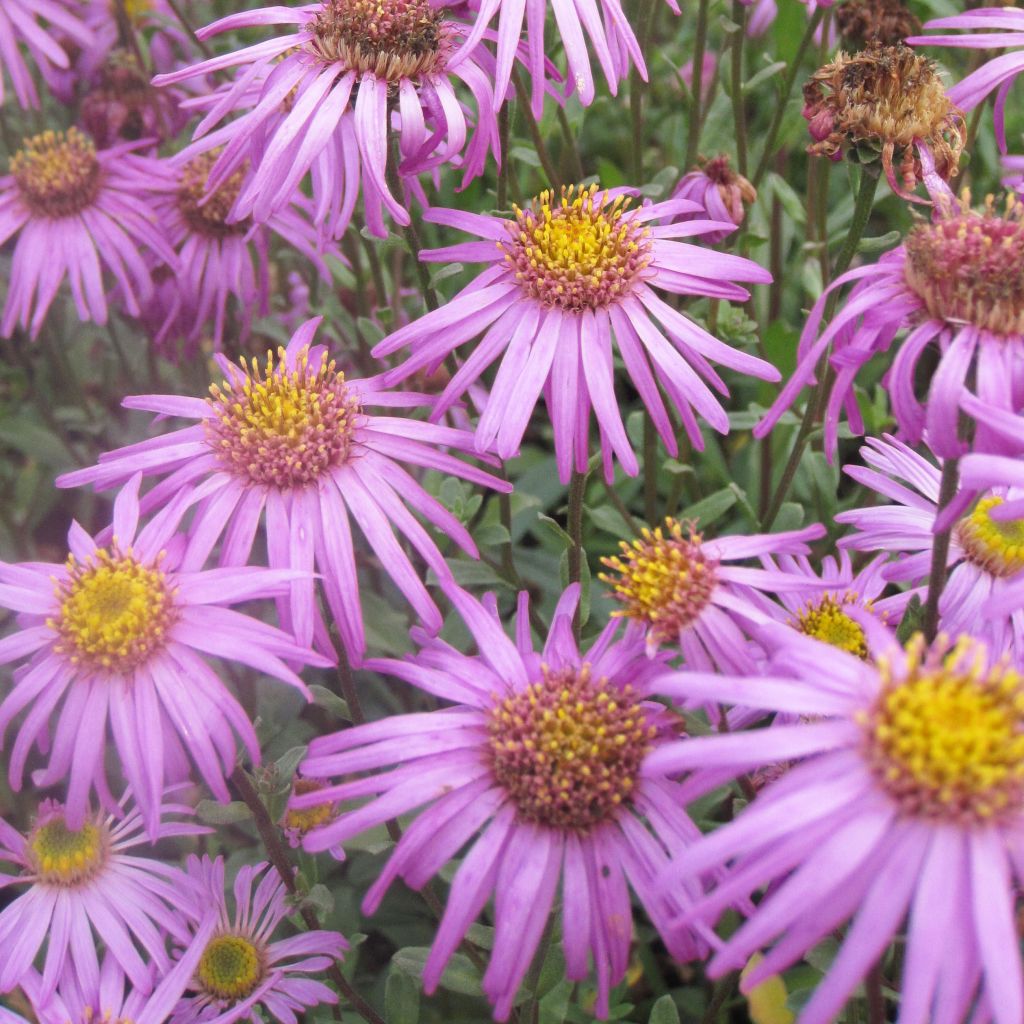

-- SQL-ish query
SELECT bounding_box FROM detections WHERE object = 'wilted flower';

[835,0,920,48]
[672,155,757,243]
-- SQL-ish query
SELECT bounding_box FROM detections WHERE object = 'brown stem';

[922,456,960,643]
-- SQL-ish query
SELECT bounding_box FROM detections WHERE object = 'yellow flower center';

[487,665,656,832]
[205,346,360,488]
[599,518,717,646]
[11,128,102,219]
[198,934,265,1001]
[863,636,1024,822]
[500,184,653,313]
[283,779,336,836]
[52,550,176,672]
[793,595,868,658]
[905,196,1024,336]
[28,815,107,886]
[312,0,448,82]
[956,496,1024,578]
[178,151,249,238]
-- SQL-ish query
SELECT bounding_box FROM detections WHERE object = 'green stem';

[497,101,511,208]
[701,972,738,1024]
[556,105,584,181]
[512,68,561,188]
[752,6,825,189]
[567,470,587,639]
[684,0,711,170]
[761,166,879,530]
[730,0,748,176]
[165,0,214,58]
[922,456,960,643]
[629,0,659,183]
[643,413,659,524]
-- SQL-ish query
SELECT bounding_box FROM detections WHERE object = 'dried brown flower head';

[802,43,966,200]
[836,0,920,48]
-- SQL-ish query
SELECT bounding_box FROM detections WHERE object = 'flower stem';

[644,413,659,524]
[701,971,738,1024]
[752,6,825,189]
[684,0,711,170]
[498,102,511,208]
[760,166,879,530]
[556,106,584,181]
[922,455,960,643]
[165,0,215,59]
[630,0,660,183]
[730,0,748,176]
[567,470,587,639]
[230,767,386,1024]
[512,69,561,188]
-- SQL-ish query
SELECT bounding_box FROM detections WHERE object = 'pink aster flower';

[759,551,911,659]
[58,317,509,664]
[650,627,1024,1024]
[150,151,338,350]
[755,191,1024,459]
[170,856,347,1024]
[21,930,219,1024]
[909,8,1024,151]
[0,0,93,108]
[152,0,497,239]
[0,790,205,1001]
[293,584,714,1021]
[836,434,1024,661]
[671,156,757,244]
[373,183,777,482]
[0,129,178,338]
[0,474,330,836]
[598,517,828,672]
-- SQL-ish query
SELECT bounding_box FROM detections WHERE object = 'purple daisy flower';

[58,317,510,664]
[0,129,178,338]
[671,156,757,244]
[373,184,777,482]
[759,550,911,658]
[171,856,347,1024]
[152,0,497,239]
[151,151,339,350]
[21,927,220,1024]
[0,0,93,108]
[650,626,1024,1024]
[598,516,828,671]
[909,8,1024,151]
[0,790,205,1001]
[755,191,1024,459]
[293,584,714,1021]
[0,473,330,836]
[836,434,1024,661]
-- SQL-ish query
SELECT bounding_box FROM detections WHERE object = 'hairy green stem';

[922,456,960,642]
[730,0,748,176]
[512,69,561,187]
[684,0,711,170]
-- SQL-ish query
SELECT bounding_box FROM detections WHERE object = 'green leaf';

[309,685,351,722]
[773,502,805,533]
[743,61,787,94]
[649,994,681,1024]
[475,522,512,547]
[536,512,574,547]
[680,488,737,529]
[303,883,334,917]
[539,980,573,1024]
[274,745,308,783]
[386,964,421,1024]
[586,503,636,541]
[428,263,464,288]
[196,800,251,825]
[897,595,925,644]
[391,948,482,996]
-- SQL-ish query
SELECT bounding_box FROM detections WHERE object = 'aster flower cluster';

[6,0,1024,1022]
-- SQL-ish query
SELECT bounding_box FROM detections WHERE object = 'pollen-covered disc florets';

[51,548,176,672]
[27,807,108,886]
[600,518,717,645]
[956,495,1024,577]
[792,593,869,658]
[862,635,1024,823]
[487,665,656,831]
[500,184,653,313]
[312,0,449,82]
[178,151,249,238]
[206,346,361,488]
[198,934,266,1001]
[283,778,337,840]
[802,44,965,194]
[11,128,102,218]
[904,195,1024,335]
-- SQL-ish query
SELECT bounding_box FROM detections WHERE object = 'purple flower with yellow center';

[152,0,497,239]
[909,8,1024,151]
[598,517,827,670]
[0,0,93,108]
[171,856,347,1024]
[292,584,713,1021]
[0,128,178,338]
[20,930,219,1024]
[0,791,205,1002]
[756,192,1024,459]
[58,318,509,664]
[151,151,339,350]
[373,184,777,482]
[837,434,1024,662]
[651,627,1024,1024]
[0,474,330,836]
[760,551,911,659]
